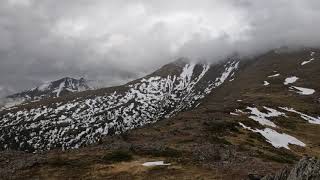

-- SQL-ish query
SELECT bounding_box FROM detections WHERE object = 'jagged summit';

[1,77,92,108]
[35,77,90,96]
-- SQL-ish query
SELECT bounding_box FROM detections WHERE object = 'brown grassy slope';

[206,49,320,157]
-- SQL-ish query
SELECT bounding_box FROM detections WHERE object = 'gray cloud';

[0,0,320,97]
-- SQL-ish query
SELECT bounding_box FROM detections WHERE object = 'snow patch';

[142,161,171,167]
[289,86,315,95]
[239,123,305,149]
[284,76,299,85]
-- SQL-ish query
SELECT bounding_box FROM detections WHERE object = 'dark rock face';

[7,77,91,101]
[262,157,320,180]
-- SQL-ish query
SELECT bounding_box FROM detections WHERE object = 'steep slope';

[0,58,239,152]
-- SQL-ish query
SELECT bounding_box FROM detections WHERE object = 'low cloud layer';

[1,0,320,96]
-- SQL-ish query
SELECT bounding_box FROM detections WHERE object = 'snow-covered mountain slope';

[0,59,239,152]
[1,49,320,179]
[2,77,92,109]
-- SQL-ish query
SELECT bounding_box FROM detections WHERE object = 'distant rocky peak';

[5,77,92,104]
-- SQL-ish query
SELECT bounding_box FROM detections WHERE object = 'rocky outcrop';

[262,157,320,180]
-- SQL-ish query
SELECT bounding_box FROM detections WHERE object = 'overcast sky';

[1,0,320,97]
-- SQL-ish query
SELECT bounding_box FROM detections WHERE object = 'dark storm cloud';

[0,0,320,97]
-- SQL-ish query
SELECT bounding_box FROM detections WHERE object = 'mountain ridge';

[0,77,97,110]
[0,58,239,152]
[0,48,320,179]
[7,77,91,98]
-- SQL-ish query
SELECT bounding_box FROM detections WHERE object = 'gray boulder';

[262,157,320,180]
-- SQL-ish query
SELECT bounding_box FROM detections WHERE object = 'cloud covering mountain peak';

[1,0,320,96]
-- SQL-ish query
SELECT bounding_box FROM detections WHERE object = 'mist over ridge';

[0,0,320,96]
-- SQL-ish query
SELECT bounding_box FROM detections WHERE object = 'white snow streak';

[301,58,314,66]
[301,51,316,65]
[239,123,305,149]
[268,73,280,78]
[280,107,320,125]
[263,81,270,86]
[230,112,239,116]
[142,161,171,167]
[289,86,315,95]
[246,107,285,127]
[56,82,65,97]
